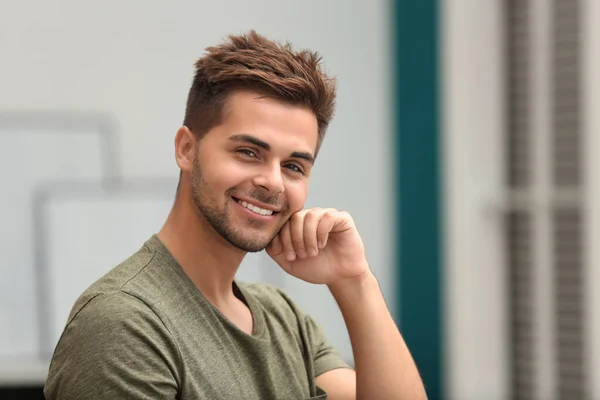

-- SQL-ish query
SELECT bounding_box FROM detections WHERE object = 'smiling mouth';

[232,197,279,217]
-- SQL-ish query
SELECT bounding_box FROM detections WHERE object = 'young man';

[44,31,427,399]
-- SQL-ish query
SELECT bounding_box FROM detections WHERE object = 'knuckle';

[305,211,322,222]
[305,209,318,217]
[339,210,352,220]
[291,212,306,223]
[322,211,336,220]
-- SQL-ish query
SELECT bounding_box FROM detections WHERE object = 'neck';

[158,190,246,308]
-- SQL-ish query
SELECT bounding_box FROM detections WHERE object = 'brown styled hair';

[183,30,337,156]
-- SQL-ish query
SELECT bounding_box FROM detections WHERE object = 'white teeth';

[238,200,273,216]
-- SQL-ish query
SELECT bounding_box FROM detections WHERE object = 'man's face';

[190,91,318,252]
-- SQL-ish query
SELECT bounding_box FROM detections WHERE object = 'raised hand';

[266,208,369,285]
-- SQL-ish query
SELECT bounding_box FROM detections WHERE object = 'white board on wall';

[39,183,174,355]
[0,127,106,360]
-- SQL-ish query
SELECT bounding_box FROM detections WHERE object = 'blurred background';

[0,0,597,399]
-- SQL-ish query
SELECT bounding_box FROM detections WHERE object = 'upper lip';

[233,196,281,213]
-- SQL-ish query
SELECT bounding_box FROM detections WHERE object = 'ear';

[174,126,197,173]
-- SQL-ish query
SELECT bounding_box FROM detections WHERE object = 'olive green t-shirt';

[44,235,350,399]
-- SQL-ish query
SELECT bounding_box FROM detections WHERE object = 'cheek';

[200,158,247,189]
[285,180,309,211]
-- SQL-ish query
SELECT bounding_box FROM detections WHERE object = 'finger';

[330,210,355,233]
[289,211,309,258]
[317,210,338,249]
[289,211,308,258]
[267,232,283,256]
[279,221,296,262]
[303,209,325,257]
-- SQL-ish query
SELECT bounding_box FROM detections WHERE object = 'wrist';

[328,265,377,299]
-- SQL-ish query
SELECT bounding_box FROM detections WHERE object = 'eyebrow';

[229,134,315,165]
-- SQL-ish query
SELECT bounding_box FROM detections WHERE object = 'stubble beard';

[190,158,285,253]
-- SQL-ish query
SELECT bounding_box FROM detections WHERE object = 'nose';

[252,162,284,195]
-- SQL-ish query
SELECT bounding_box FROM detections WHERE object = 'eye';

[284,163,305,174]
[237,149,258,158]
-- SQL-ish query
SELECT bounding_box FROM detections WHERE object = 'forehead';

[216,91,319,152]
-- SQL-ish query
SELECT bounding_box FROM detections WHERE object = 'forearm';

[329,268,427,400]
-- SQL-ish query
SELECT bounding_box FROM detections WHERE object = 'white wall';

[442,0,508,399]
[445,1,600,399]
[0,0,393,383]
[583,0,600,397]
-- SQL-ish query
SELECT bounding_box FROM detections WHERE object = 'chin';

[234,240,270,253]
[243,245,267,253]
[224,232,273,253]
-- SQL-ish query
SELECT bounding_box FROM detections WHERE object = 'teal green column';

[392,1,443,399]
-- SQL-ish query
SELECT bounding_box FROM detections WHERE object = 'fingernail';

[297,250,307,259]
[318,241,324,249]
[286,252,296,261]
[308,248,318,257]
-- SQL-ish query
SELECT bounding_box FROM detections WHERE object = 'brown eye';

[284,163,304,174]
[238,149,257,158]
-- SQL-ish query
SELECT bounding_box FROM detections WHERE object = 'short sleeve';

[303,312,352,377]
[44,292,181,400]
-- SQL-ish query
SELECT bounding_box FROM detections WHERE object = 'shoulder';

[48,291,180,379]
[61,291,173,346]
[51,289,181,369]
